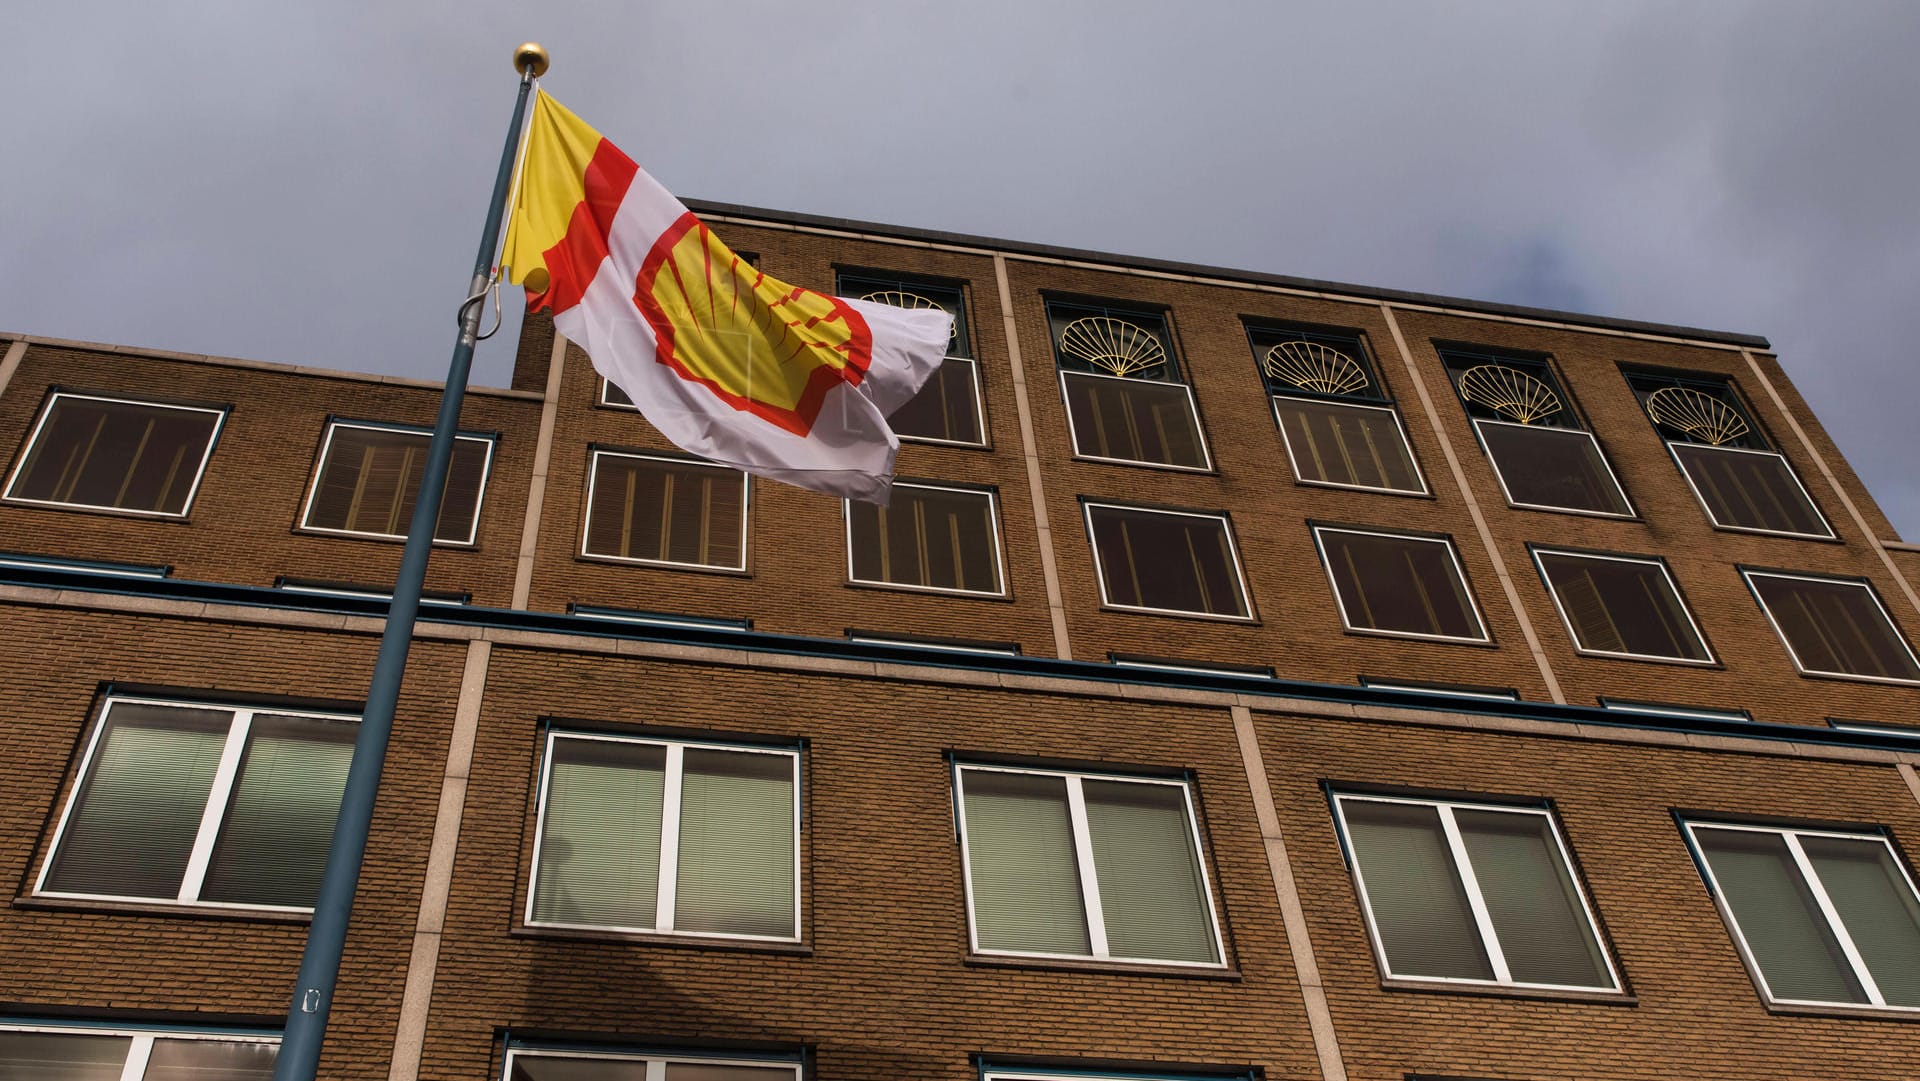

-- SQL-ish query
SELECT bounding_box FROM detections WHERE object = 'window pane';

[1274,398,1422,492]
[1454,809,1610,987]
[1695,827,1865,1003]
[305,427,489,542]
[1478,423,1631,515]
[848,486,1001,593]
[532,740,665,928]
[0,1031,130,1080]
[1062,373,1206,468]
[674,749,796,937]
[888,359,982,444]
[1087,506,1248,618]
[1320,530,1483,640]
[9,397,220,514]
[1537,553,1709,661]
[45,703,230,899]
[584,454,746,569]
[1342,800,1494,980]
[1082,780,1217,963]
[512,1056,649,1081]
[962,771,1090,955]
[664,1064,795,1081]
[1750,575,1920,681]
[1672,444,1829,536]
[144,1039,278,1080]
[1801,836,1920,1006]
[198,714,356,907]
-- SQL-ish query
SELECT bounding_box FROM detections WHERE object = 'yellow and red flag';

[501,91,951,503]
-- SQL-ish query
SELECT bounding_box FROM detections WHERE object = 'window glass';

[1535,550,1712,662]
[530,738,665,929]
[1441,349,1632,516]
[5,393,224,516]
[1745,572,1920,682]
[1670,444,1831,537]
[959,770,1089,956]
[674,748,797,937]
[846,483,1003,595]
[1050,301,1208,469]
[583,451,748,571]
[301,423,492,543]
[0,1030,130,1080]
[1085,504,1250,619]
[840,274,983,446]
[1273,399,1424,493]
[0,1027,277,1081]
[1316,528,1486,641]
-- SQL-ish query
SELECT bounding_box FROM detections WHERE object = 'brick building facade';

[3,203,1919,1080]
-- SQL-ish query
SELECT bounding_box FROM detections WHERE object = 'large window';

[1532,549,1713,663]
[582,449,749,571]
[4,392,225,517]
[1440,348,1633,517]
[0,1022,278,1079]
[38,697,357,911]
[299,421,494,544]
[956,764,1225,966]
[1250,324,1426,494]
[527,731,799,941]
[506,1048,798,1081]
[1685,820,1920,1010]
[845,482,1005,596]
[1743,570,1920,684]
[1313,526,1488,642]
[1627,370,1833,538]
[1333,793,1619,991]
[1084,502,1252,619]
[840,272,985,447]
[1049,301,1209,470]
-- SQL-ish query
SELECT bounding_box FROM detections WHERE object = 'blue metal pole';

[272,50,542,1081]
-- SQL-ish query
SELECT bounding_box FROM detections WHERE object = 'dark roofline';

[684,199,1772,350]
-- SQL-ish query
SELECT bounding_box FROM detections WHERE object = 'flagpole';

[271,42,548,1081]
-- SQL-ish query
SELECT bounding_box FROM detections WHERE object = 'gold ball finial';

[514,42,550,78]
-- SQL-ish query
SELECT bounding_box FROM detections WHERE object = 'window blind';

[532,740,665,928]
[0,1030,130,1080]
[1800,835,1920,1006]
[674,749,795,937]
[198,714,356,907]
[1275,398,1421,492]
[1696,827,1864,1003]
[1083,780,1217,963]
[1454,809,1610,987]
[962,771,1089,955]
[1343,800,1494,980]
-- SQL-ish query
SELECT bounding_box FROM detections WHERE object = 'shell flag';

[501,91,951,503]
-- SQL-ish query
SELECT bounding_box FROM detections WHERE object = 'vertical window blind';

[1536,551,1711,662]
[1317,528,1485,641]
[583,451,748,570]
[303,424,491,543]
[6,394,223,515]
[1086,504,1249,618]
[846,484,1003,595]
[1746,572,1920,682]
[1273,398,1423,493]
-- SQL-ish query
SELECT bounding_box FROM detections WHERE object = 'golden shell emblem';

[1058,317,1167,378]
[1457,364,1562,424]
[1645,387,1749,445]
[860,290,957,347]
[1264,341,1369,396]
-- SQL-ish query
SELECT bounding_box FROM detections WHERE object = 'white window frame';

[1829,719,1920,741]
[842,481,1008,597]
[1358,678,1518,702]
[897,354,989,449]
[1311,526,1490,644]
[1531,548,1715,665]
[1270,393,1429,496]
[1683,819,1920,1011]
[1332,792,1622,993]
[847,632,1019,656]
[1665,440,1835,540]
[580,448,751,572]
[1058,368,1214,473]
[502,1048,801,1081]
[525,729,802,943]
[1471,417,1636,519]
[1082,501,1254,622]
[36,695,359,913]
[598,377,639,409]
[1742,569,1920,685]
[0,1021,279,1081]
[954,762,1228,969]
[296,420,495,545]
[1599,698,1750,723]
[2,392,227,518]
[1112,656,1274,679]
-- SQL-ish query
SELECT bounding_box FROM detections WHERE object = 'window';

[1532,549,1712,663]
[956,764,1225,966]
[1250,324,1426,494]
[845,482,1004,595]
[505,1047,798,1081]
[1112,654,1276,679]
[1743,570,1920,683]
[1359,677,1519,702]
[1313,526,1487,642]
[840,273,986,446]
[1599,698,1750,723]
[1333,793,1619,991]
[39,697,357,910]
[527,731,799,941]
[1828,719,1920,741]
[1049,301,1209,470]
[1084,503,1252,619]
[569,604,751,632]
[299,421,494,544]
[1440,348,1632,516]
[847,630,1021,655]
[0,1022,278,1079]
[1626,370,1832,538]
[582,449,749,571]
[1684,820,1920,1009]
[600,379,637,408]
[4,392,225,517]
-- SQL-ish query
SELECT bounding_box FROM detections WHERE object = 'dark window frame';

[1439,346,1635,518]
[1250,324,1425,495]
[1048,299,1211,472]
[838,271,987,449]
[3,390,229,519]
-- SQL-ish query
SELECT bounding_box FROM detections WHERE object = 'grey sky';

[9,2,1920,534]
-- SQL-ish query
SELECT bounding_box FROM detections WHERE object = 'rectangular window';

[4,392,225,517]
[1599,698,1750,723]
[1050,301,1209,470]
[1744,570,1920,683]
[1441,348,1633,516]
[299,421,493,544]
[527,731,799,941]
[39,697,357,911]
[0,1023,278,1079]
[840,273,986,446]
[1251,324,1426,494]
[1685,820,1920,1009]
[845,482,1004,595]
[1333,793,1619,991]
[582,449,749,571]
[956,764,1225,966]
[1084,503,1251,619]
[1533,549,1713,663]
[506,1048,797,1081]
[1358,677,1519,702]
[1314,526,1488,642]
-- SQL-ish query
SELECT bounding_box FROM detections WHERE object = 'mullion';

[655,743,686,933]
[1062,774,1111,958]
[117,1034,154,1081]
[175,707,252,902]
[1784,830,1888,1005]
[1436,804,1515,983]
